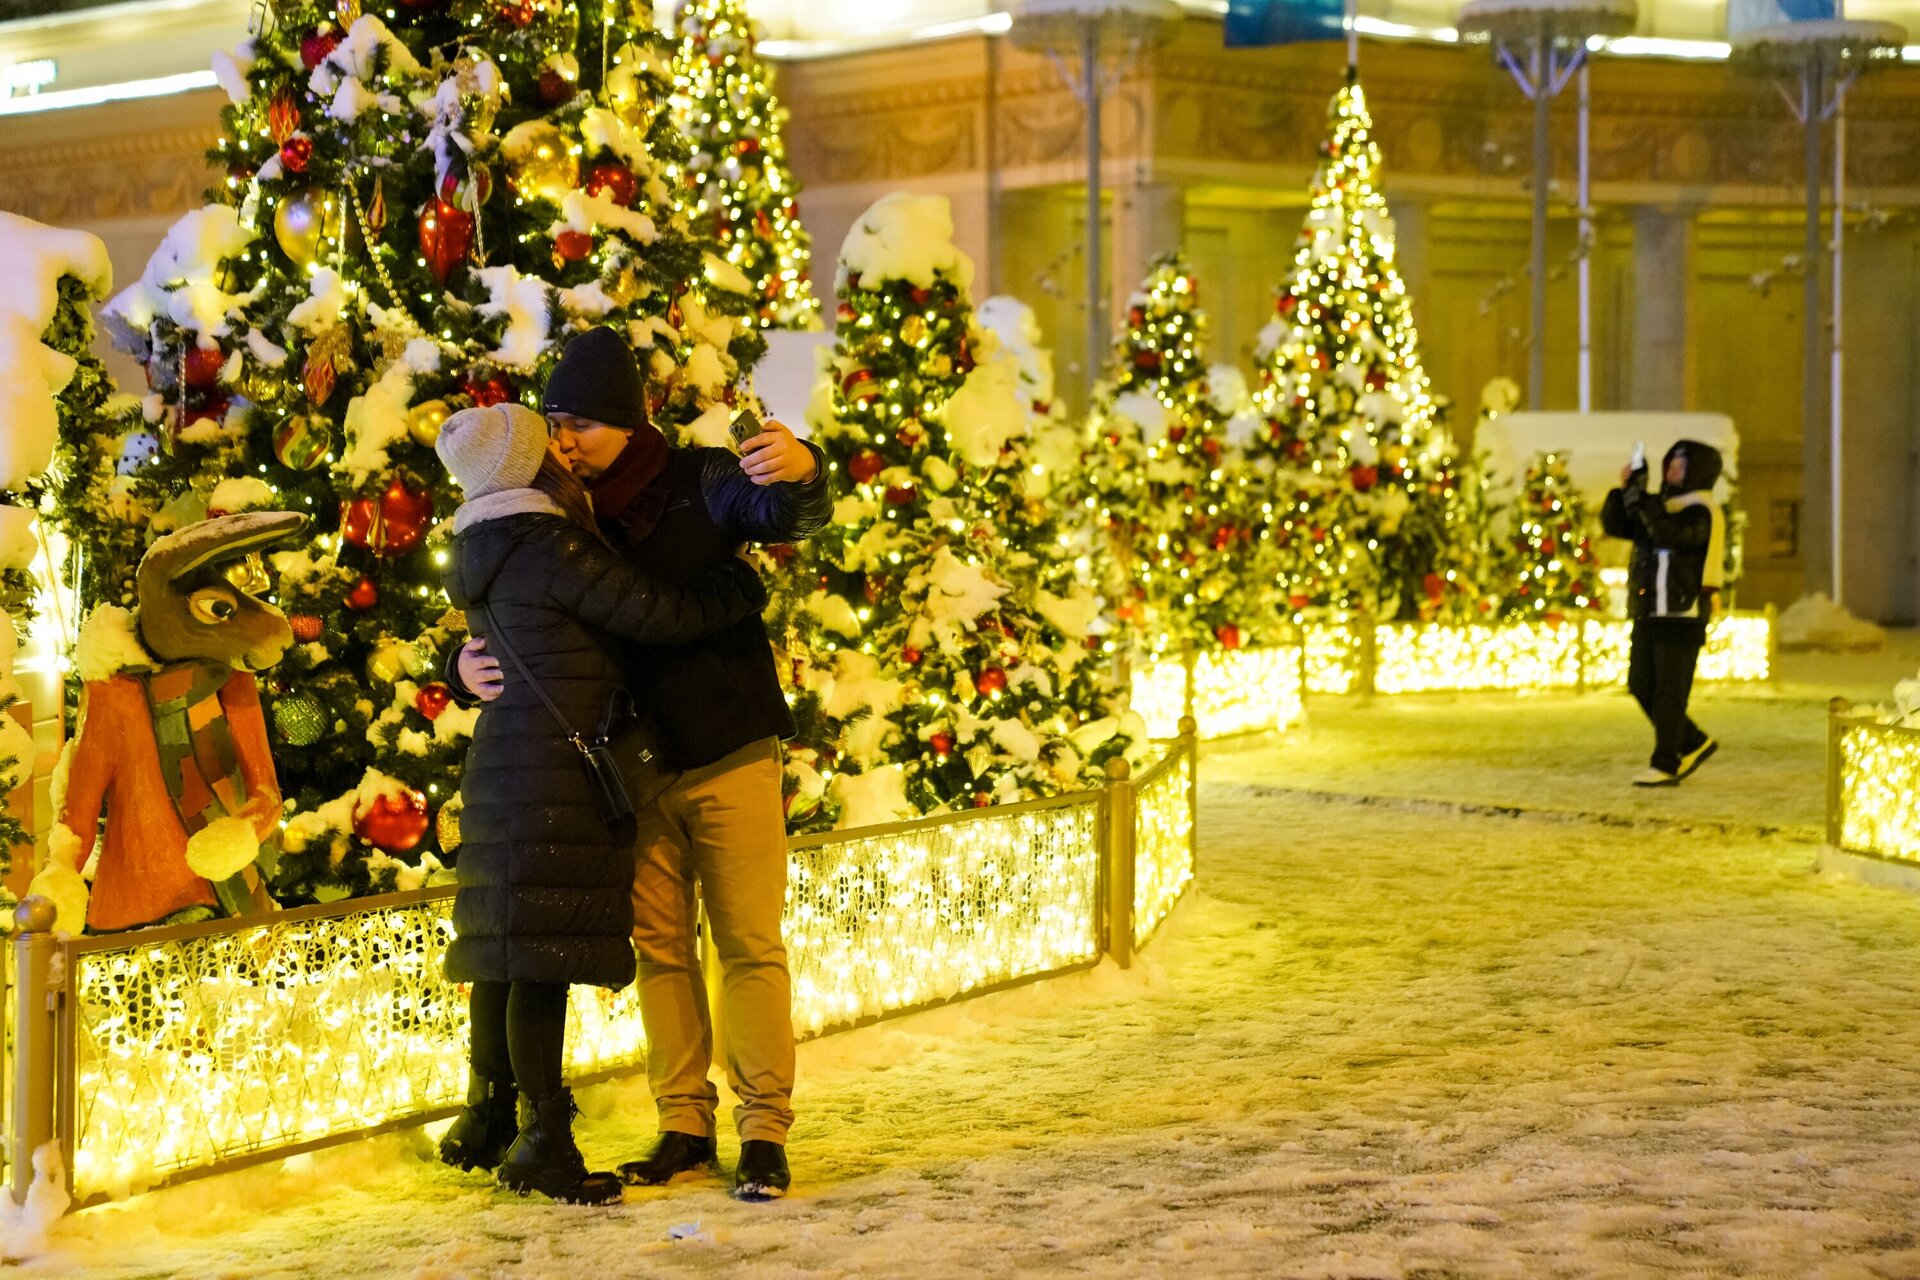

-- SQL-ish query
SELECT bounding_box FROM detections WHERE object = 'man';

[1600,439,1724,788]
[452,326,829,1200]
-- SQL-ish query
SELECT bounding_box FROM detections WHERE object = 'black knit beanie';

[541,326,647,431]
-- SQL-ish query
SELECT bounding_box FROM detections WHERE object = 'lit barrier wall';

[1828,702,1920,865]
[1172,611,1772,705]
[1132,744,1196,949]
[1131,646,1306,740]
[14,733,1199,1207]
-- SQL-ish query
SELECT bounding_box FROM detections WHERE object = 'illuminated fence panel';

[1371,621,1583,694]
[1697,613,1772,683]
[1133,751,1195,949]
[1836,719,1920,863]
[1134,647,1305,739]
[1304,623,1360,695]
[784,797,1104,1036]
[65,893,649,1202]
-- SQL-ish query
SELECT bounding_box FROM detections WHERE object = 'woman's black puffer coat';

[442,511,767,989]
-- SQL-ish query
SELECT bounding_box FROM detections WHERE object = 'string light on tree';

[1494,451,1600,623]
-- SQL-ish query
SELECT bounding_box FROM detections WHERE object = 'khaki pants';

[632,736,795,1143]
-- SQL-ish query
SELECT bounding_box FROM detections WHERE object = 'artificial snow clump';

[183,815,260,881]
[73,606,152,683]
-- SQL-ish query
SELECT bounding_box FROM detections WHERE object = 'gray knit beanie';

[435,403,548,498]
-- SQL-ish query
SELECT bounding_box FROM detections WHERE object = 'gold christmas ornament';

[402,639,437,680]
[273,187,344,268]
[501,121,578,203]
[366,640,409,685]
[436,797,462,853]
[605,61,656,128]
[407,399,451,448]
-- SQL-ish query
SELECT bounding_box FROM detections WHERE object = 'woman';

[433,401,767,1204]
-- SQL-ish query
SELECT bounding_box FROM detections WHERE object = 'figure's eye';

[190,590,238,624]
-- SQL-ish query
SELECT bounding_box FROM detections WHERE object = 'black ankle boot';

[497,1089,623,1205]
[617,1131,718,1186]
[439,1073,518,1172]
[732,1139,790,1201]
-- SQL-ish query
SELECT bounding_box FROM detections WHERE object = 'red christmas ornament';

[972,793,991,809]
[180,395,230,432]
[414,683,453,722]
[902,645,923,665]
[267,88,300,146]
[1210,525,1236,551]
[1424,573,1446,603]
[345,576,379,611]
[419,198,474,284]
[847,449,885,484]
[1350,464,1379,492]
[465,374,512,407]
[1132,351,1160,370]
[1278,294,1298,315]
[883,484,917,507]
[341,477,435,559]
[182,345,226,389]
[1288,593,1310,610]
[439,166,493,211]
[736,137,762,156]
[835,302,856,324]
[1167,424,1187,444]
[1365,368,1389,392]
[1128,306,1145,326]
[537,67,575,104]
[553,229,593,262]
[930,731,954,755]
[498,0,535,26]
[280,135,313,174]
[766,543,798,568]
[584,162,638,207]
[1215,623,1243,650]
[299,27,341,71]
[909,286,930,305]
[289,614,324,643]
[975,667,1008,697]
[1202,438,1222,462]
[355,788,430,853]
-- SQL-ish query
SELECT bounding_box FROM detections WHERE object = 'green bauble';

[273,693,326,746]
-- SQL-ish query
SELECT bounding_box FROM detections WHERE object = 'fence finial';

[1177,715,1197,739]
[14,896,55,935]
[1105,755,1132,782]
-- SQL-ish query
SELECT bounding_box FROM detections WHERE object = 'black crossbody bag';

[470,604,680,836]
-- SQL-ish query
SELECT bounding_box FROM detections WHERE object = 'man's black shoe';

[617,1131,717,1186]
[732,1139,789,1202]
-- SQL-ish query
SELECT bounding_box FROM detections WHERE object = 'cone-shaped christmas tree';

[103,5,762,899]
[1249,73,1454,621]
[671,0,819,330]
[1082,252,1255,653]
[1494,452,1600,623]
[774,195,1135,831]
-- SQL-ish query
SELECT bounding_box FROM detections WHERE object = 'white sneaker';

[1678,738,1718,779]
[1632,767,1680,787]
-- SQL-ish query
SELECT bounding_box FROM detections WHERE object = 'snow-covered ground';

[26,639,1920,1278]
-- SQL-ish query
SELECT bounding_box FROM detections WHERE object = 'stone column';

[1388,193,1432,317]
[1629,205,1698,411]
[1109,176,1185,325]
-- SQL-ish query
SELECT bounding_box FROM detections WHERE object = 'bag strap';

[470,603,592,756]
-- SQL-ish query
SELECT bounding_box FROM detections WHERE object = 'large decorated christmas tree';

[1082,252,1256,654]
[100,2,762,899]
[1248,72,1456,622]
[775,195,1136,831]
[671,0,818,329]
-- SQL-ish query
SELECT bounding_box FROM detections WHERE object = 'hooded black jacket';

[1600,440,1725,621]
[441,510,766,988]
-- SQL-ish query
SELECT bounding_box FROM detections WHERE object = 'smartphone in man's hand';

[729,408,762,454]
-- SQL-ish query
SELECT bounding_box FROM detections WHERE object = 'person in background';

[451,327,830,1201]
[1601,439,1726,788]
[434,402,768,1205]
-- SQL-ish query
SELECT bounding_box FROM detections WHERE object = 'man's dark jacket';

[1599,440,1724,622]
[593,439,830,768]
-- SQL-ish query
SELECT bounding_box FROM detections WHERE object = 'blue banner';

[1726,0,1839,38]
[1225,0,1346,47]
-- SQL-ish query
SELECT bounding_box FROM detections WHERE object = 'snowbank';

[838,193,975,292]
[1777,592,1886,651]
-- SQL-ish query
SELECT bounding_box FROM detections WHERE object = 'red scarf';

[588,424,672,542]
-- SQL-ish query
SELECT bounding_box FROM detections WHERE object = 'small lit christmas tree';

[1249,72,1453,620]
[1494,452,1600,623]
[672,0,819,329]
[1083,252,1254,653]
[775,195,1135,831]
[103,6,762,899]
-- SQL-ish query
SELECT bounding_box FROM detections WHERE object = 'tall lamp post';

[1732,17,1903,608]
[1458,0,1636,412]
[1011,0,1184,404]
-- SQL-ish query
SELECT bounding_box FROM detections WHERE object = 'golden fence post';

[1295,622,1310,710]
[1356,609,1377,702]
[1766,602,1780,686]
[1102,757,1136,970]
[1576,617,1590,695]
[1827,697,1850,849]
[1179,715,1199,881]
[1181,645,1197,727]
[11,897,58,1207]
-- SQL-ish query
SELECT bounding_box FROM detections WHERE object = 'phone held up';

[729,407,762,454]
[1629,440,1646,474]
